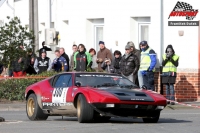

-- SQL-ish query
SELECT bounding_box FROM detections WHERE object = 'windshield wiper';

[120,85,136,89]
[94,83,119,88]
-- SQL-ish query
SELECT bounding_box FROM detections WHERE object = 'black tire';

[77,94,94,123]
[0,117,5,122]
[142,112,160,123]
[26,93,48,120]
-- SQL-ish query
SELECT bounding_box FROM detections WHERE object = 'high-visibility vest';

[162,54,179,72]
[139,47,155,71]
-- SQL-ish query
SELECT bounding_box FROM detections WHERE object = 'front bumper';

[91,103,165,117]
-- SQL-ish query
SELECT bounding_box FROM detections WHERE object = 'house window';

[94,25,104,51]
[138,23,150,43]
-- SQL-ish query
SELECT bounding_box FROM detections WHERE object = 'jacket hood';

[165,45,175,54]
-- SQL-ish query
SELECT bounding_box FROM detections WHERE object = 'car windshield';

[75,73,138,89]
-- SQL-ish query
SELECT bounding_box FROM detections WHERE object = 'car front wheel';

[77,94,94,123]
[26,93,48,120]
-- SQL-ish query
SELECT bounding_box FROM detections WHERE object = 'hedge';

[0,71,58,101]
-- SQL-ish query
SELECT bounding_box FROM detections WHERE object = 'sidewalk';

[0,101,26,111]
[1,101,200,111]
[165,101,200,110]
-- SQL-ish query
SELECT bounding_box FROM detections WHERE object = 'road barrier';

[167,99,200,109]
[0,76,48,79]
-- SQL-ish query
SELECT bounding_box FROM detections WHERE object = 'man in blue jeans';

[139,41,157,91]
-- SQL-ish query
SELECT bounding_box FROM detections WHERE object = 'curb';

[0,104,26,111]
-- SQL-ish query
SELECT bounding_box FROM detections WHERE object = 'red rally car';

[25,72,167,123]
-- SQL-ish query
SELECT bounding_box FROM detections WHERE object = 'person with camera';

[101,58,113,73]
[96,41,112,72]
[162,45,179,105]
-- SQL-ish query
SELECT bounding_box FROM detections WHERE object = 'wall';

[48,0,161,61]
[154,72,200,102]
[9,0,161,64]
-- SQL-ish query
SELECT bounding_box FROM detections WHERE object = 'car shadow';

[158,118,192,123]
[50,117,192,124]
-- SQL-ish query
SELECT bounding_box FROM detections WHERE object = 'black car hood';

[98,87,154,102]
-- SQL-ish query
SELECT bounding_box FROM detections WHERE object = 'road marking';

[162,113,200,114]
[0,120,23,125]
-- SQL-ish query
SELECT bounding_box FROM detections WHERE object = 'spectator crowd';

[0,40,179,104]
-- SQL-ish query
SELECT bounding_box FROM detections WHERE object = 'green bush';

[0,71,58,101]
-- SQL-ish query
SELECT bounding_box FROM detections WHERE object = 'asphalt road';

[0,106,200,133]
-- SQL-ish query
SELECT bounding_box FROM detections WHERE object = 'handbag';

[161,72,176,84]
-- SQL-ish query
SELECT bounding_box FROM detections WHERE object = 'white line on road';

[0,120,23,125]
[162,113,200,114]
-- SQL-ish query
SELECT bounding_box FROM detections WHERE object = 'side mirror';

[141,85,147,90]
[75,81,81,87]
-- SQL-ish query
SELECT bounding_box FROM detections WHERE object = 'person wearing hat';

[96,41,112,71]
[127,41,140,62]
[34,49,52,74]
[120,44,139,82]
[162,45,179,105]
[127,41,141,85]
[139,41,157,91]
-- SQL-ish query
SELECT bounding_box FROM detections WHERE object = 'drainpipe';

[160,0,164,94]
[198,20,200,100]
[6,0,15,17]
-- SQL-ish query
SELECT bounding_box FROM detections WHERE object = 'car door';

[52,74,73,105]
[41,74,73,106]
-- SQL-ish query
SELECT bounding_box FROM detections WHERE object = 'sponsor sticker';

[52,87,68,103]
[42,102,73,106]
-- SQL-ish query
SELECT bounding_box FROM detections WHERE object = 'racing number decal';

[52,88,68,103]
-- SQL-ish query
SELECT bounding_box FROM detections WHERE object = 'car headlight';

[156,106,164,110]
[106,104,115,107]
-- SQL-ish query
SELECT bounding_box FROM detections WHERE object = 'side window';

[54,74,72,88]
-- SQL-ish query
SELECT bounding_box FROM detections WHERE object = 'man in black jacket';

[113,50,122,74]
[34,49,52,74]
[59,47,70,71]
[120,44,140,82]
[26,49,37,75]
[12,57,27,77]
[74,44,92,72]
[127,41,141,86]
[39,41,52,52]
